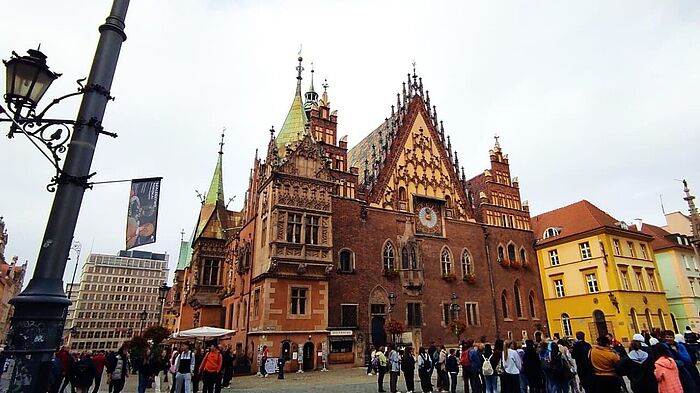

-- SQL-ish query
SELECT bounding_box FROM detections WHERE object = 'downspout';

[483,226,500,338]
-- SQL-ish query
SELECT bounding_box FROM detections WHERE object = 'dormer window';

[543,227,560,239]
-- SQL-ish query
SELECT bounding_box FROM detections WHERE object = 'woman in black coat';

[401,348,416,393]
[617,341,658,393]
[522,340,545,393]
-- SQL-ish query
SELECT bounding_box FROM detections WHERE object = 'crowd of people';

[367,326,700,393]
[47,341,237,393]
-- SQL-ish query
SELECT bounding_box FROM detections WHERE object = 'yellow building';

[532,200,671,342]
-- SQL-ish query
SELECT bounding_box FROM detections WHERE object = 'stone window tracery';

[441,247,452,276]
[383,241,396,271]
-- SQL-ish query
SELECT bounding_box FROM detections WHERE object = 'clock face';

[419,206,438,228]
[414,199,443,235]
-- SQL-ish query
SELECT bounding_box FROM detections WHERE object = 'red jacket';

[56,350,72,375]
[92,353,106,373]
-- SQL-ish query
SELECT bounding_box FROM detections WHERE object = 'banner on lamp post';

[126,177,162,250]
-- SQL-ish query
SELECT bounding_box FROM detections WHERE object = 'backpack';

[420,354,433,374]
[460,350,471,368]
[432,350,440,365]
[482,355,494,376]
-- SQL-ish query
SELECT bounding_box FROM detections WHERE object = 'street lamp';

[157,282,171,326]
[67,241,82,299]
[0,2,130,391]
[139,309,148,335]
[450,292,461,320]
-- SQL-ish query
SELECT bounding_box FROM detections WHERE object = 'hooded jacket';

[654,356,683,393]
[617,349,657,393]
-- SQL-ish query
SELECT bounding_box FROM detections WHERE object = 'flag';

[126,177,161,250]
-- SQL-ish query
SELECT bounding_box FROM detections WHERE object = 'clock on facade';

[414,199,443,235]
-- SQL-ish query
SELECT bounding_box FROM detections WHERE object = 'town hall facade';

[173,56,547,371]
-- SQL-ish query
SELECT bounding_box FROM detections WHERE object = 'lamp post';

[388,292,396,314]
[450,292,461,321]
[67,241,82,299]
[139,309,148,335]
[157,282,171,326]
[0,2,129,391]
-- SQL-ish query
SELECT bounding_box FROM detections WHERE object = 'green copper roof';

[195,152,226,240]
[176,239,192,270]
[276,80,309,153]
[205,153,225,205]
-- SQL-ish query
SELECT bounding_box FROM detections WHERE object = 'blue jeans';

[485,375,498,393]
[138,371,149,393]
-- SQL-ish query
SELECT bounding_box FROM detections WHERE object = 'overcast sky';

[1,1,698,285]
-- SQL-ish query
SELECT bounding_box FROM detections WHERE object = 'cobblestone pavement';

[111,367,424,393]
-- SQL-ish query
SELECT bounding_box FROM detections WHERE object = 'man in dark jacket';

[446,348,459,393]
[91,351,107,393]
[571,331,593,393]
[71,352,96,393]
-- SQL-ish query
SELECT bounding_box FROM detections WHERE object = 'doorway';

[371,316,387,347]
[303,342,315,371]
[593,309,608,338]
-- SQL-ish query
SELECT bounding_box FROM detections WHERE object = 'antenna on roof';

[660,194,666,215]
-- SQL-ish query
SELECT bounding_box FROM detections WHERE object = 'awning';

[171,326,236,340]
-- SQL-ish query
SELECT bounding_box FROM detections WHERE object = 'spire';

[320,77,330,107]
[683,180,700,239]
[276,53,310,154]
[304,62,319,107]
[205,129,226,206]
[494,133,501,150]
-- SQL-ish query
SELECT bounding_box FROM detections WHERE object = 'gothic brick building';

[174,57,547,371]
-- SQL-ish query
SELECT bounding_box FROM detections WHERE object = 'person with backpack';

[199,342,223,393]
[446,348,459,393]
[460,341,473,393]
[377,345,388,392]
[482,344,499,393]
[417,347,434,393]
[91,350,107,393]
[402,347,416,393]
[106,347,129,393]
[542,343,571,393]
[368,345,377,376]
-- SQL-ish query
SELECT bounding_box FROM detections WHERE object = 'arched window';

[401,246,409,270]
[441,248,452,276]
[445,195,452,208]
[410,246,418,270]
[658,308,666,330]
[514,283,523,318]
[497,245,505,262]
[461,250,473,277]
[645,308,653,330]
[398,187,407,201]
[520,248,527,264]
[383,241,396,271]
[561,313,572,336]
[501,291,509,319]
[528,291,536,318]
[630,308,639,333]
[543,227,560,239]
[339,249,354,273]
[507,244,517,262]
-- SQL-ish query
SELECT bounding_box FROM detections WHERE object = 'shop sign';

[330,330,353,336]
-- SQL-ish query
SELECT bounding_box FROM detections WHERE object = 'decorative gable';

[370,105,473,222]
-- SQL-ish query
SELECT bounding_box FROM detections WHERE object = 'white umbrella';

[171,326,235,340]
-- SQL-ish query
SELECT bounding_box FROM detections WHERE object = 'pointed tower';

[466,135,531,230]
[176,131,243,330]
[276,55,310,154]
[304,64,319,116]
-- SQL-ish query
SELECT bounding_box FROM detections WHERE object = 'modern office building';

[63,282,80,346]
[70,250,169,351]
